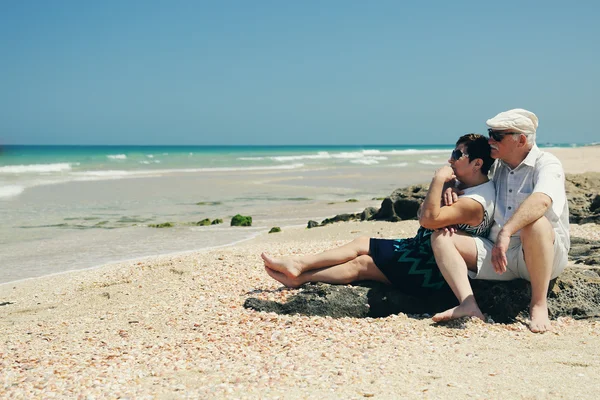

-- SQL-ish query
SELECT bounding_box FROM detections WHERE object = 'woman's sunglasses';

[488,128,520,142]
[450,148,468,161]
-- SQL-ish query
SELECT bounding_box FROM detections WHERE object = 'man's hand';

[491,229,511,274]
[443,187,459,206]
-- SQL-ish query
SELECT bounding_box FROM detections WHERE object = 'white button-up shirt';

[488,145,570,252]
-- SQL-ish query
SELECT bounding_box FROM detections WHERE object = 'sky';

[1,1,598,145]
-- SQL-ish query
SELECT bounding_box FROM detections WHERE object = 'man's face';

[487,129,520,160]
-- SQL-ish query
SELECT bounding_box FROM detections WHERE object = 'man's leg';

[261,236,370,278]
[430,230,484,322]
[520,217,555,333]
[264,254,391,288]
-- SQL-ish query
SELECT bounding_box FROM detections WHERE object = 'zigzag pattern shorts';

[369,227,453,298]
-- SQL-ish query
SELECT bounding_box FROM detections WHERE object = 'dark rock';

[565,173,600,223]
[231,214,252,226]
[321,213,359,226]
[307,220,319,229]
[361,207,379,221]
[196,218,211,226]
[148,222,173,228]
[245,237,600,322]
[346,199,359,203]
[569,237,600,266]
[309,172,600,228]
[371,184,429,222]
[245,266,600,322]
[590,194,600,213]
[211,218,223,225]
[268,227,281,233]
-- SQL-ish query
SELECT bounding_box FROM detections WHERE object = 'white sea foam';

[389,162,409,167]
[384,149,450,155]
[0,163,73,174]
[351,159,380,165]
[264,149,450,163]
[70,163,306,180]
[0,185,25,199]
[271,152,331,162]
[146,154,154,158]
[361,149,382,155]
[107,154,127,160]
[418,159,447,165]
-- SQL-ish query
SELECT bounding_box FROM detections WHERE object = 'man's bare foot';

[432,299,485,323]
[261,253,303,278]
[264,266,302,288]
[529,303,552,333]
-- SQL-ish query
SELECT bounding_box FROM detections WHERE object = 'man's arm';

[492,192,551,274]
[500,192,552,237]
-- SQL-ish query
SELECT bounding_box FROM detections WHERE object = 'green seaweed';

[148,222,174,228]
[231,214,252,226]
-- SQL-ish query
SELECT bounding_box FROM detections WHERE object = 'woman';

[262,134,495,309]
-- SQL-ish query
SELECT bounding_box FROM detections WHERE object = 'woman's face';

[448,143,474,179]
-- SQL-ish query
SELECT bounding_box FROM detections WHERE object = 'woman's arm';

[418,166,484,230]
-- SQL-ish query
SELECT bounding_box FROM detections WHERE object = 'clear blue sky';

[1,1,598,145]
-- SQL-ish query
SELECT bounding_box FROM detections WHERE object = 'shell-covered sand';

[2,220,600,399]
[2,146,600,399]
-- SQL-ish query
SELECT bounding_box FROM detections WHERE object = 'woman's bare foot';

[529,303,552,333]
[261,253,303,278]
[264,266,302,288]
[432,297,485,322]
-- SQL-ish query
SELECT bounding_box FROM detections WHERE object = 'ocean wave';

[361,149,382,155]
[389,162,409,167]
[271,152,331,162]
[0,163,74,174]
[70,163,306,179]
[259,148,451,163]
[0,185,25,199]
[351,159,380,165]
[418,159,448,165]
[107,154,127,160]
[350,156,388,165]
[146,154,154,158]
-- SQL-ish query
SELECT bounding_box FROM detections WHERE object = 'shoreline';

[3,145,597,286]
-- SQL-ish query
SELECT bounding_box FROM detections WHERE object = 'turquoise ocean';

[0,144,576,284]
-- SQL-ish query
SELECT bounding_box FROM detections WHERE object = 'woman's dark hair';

[456,133,494,175]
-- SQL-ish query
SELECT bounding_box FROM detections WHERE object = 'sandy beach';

[2,146,600,399]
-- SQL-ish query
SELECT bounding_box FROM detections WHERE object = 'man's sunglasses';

[488,128,520,142]
[450,148,468,161]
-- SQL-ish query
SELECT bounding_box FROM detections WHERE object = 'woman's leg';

[262,236,371,278]
[430,230,484,321]
[265,254,391,288]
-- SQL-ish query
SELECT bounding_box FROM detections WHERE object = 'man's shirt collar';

[498,144,540,170]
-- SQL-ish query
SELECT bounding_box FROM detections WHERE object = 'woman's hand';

[435,166,456,183]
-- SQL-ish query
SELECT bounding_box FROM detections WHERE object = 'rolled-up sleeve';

[533,157,566,220]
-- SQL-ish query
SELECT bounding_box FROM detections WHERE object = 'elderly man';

[430,108,570,333]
